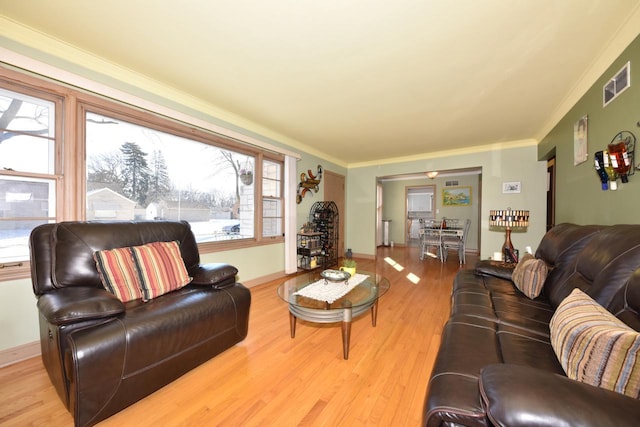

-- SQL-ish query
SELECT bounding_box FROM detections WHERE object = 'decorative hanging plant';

[239,169,253,185]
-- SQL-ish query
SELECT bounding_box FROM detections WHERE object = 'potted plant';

[339,258,357,277]
[239,168,253,185]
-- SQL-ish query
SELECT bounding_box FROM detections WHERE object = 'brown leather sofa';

[423,223,640,427]
[29,220,251,427]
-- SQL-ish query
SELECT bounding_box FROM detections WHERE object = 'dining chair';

[442,218,471,264]
[419,225,444,261]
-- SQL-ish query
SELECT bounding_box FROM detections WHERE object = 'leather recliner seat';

[30,220,251,427]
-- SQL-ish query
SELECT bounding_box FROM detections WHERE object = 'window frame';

[0,68,64,281]
[0,65,284,282]
[262,159,284,238]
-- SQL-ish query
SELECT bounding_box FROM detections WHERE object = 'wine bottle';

[603,151,618,190]
[607,140,631,183]
[594,151,609,190]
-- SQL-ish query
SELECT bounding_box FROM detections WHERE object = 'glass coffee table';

[277,270,390,359]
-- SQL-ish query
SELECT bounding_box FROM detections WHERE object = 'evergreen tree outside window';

[85,111,257,242]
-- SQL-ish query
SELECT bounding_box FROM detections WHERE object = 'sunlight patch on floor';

[406,272,420,284]
[384,256,404,271]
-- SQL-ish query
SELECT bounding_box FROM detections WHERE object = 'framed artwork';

[502,181,521,194]
[574,115,588,165]
[442,186,471,206]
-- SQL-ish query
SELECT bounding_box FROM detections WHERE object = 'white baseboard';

[0,340,40,368]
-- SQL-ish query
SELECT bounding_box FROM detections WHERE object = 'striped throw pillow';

[94,247,144,302]
[550,288,640,398]
[130,241,192,301]
[512,253,548,299]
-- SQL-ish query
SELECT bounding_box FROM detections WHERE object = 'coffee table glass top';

[277,270,390,310]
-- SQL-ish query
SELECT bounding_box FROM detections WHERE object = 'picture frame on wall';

[442,186,471,206]
[502,181,521,194]
[573,115,588,165]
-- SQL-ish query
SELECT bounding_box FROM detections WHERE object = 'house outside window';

[85,111,257,242]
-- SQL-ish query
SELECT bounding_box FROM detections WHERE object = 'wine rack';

[297,201,339,271]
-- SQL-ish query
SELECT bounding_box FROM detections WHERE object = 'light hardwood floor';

[0,245,477,426]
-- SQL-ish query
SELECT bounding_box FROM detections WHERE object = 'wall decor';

[502,181,521,194]
[442,186,471,206]
[574,115,588,165]
[296,164,323,204]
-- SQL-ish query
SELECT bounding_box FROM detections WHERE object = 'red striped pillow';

[94,247,144,302]
[130,241,191,301]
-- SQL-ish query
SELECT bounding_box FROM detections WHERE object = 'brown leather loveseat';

[424,223,640,426]
[29,220,251,426]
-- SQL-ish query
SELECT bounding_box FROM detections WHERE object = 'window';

[0,66,284,280]
[85,111,258,242]
[262,160,282,237]
[0,86,60,271]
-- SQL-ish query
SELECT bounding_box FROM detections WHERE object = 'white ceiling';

[1,0,640,165]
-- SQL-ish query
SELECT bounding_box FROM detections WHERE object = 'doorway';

[546,157,556,231]
[376,167,482,255]
[406,185,435,242]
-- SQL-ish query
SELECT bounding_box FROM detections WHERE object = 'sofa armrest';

[479,364,640,427]
[37,287,125,325]
[189,263,238,289]
[474,260,516,280]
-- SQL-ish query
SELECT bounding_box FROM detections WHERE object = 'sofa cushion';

[94,246,144,302]
[480,364,640,427]
[130,241,192,301]
[550,288,640,398]
[512,253,548,299]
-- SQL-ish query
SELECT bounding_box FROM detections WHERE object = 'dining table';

[419,220,465,261]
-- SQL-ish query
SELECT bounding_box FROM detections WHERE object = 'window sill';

[199,236,284,253]
[0,262,31,282]
[0,238,285,283]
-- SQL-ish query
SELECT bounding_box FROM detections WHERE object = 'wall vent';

[445,180,459,186]
[603,61,630,107]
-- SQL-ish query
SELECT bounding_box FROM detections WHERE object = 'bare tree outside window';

[85,112,255,241]
[0,88,57,264]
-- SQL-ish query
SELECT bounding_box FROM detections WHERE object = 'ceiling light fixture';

[426,171,439,179]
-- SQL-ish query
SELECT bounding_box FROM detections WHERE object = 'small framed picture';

[573,115,588,165]
[502,181,521,194]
